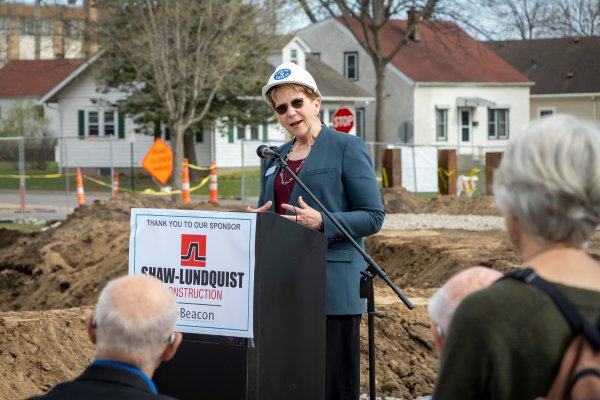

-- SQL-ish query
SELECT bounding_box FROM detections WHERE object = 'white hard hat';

[262,63,321,103]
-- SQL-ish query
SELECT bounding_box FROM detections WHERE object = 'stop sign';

[332,107,354,133]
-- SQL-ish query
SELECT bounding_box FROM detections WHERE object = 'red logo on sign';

[180,234,207,267]
[332,108,354,133]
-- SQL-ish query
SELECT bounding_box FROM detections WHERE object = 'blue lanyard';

[92,359,158,394]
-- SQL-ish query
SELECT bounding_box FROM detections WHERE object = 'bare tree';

[481,0,556,39]
[554,0,600,36]
[298,0,438,165]
[92,0,274,200]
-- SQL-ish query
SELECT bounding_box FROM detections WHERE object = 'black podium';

[153,212,327,400]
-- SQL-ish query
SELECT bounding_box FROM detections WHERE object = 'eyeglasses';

[436,323,445,339]
[166,332,176,345]
[274,98,304,115]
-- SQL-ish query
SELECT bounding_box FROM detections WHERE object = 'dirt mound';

[0,307,94,400]
[0,192,531,399]
[367,230,520,289]
[381,188,501,216]
[0,195,245,312]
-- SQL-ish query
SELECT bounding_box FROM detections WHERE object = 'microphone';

[256,144,280,159]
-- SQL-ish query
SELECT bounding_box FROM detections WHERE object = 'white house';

[217,34,374,168]
[28,36,373,173]
[298,17,532,156]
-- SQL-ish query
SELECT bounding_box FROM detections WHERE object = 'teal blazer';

[258,125,385,315]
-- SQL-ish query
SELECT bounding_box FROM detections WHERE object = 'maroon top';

[274,159,305,215]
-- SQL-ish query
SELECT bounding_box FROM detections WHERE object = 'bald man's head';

[92,275,177,368]
[428,266,502,352]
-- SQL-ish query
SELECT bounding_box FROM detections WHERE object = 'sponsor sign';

[129,208,257,338]
[332,107,354,133]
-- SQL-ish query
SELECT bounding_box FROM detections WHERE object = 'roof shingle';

[341,18,530,84]
[485,37,600,95]
[0,59,84,97]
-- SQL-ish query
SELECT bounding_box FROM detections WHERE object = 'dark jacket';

[27,364,178,400]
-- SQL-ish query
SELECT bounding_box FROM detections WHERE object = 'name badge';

[265,165,277,177]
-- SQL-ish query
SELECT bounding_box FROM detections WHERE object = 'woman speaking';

[247,63,384,400]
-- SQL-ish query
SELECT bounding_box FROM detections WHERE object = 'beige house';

[487,37,600,122]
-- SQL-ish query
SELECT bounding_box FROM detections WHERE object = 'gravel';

[382,213,506,231]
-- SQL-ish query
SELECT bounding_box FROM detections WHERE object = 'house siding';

[0,96,60,136]
[414,85,530,153]
[55,72,154,169]
[268,39,308,68]
[531,96,599,121]
[300,21,419,144]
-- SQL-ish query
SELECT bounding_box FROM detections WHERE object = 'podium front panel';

[154,211,327,400]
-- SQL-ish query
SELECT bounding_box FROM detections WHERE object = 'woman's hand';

[281,196,323,230]
[246,201,272,213]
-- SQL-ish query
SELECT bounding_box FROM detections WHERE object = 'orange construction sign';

[142,138,173,185]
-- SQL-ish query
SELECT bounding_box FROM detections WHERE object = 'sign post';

[332,107,355,134]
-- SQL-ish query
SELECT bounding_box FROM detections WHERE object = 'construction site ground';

[4,188,597,399]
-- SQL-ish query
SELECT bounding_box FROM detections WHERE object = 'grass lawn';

[0,221,46,231]
[0,161,262,198]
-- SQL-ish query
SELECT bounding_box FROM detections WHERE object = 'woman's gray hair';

[93,275,178,369]
[493,114,600,244]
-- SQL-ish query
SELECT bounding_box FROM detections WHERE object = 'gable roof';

[485,37,600,95]
[339,17,530,84]
[306,56,372,100]
[0,59,85,97]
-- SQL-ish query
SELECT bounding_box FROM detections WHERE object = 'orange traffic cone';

[112,171,119,199]
[76,167,85,205]
[209,161,218,204]
[182,158,191,204]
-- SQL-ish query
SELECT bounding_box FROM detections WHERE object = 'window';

[355,107,365,139]
[250,124,259,140]
[290,49,297,64]
[488,108,509,139]
[344,52,359,80]
[311,52,321,60]
[66,19,81,38]
[104,111,115,136]
[328,109,335,125]
[436,108,448,141]
[88,111,99,136]
[41,20,53,36]
[460,110,471,142]
[196,125,204,143]
[237,124,246,140]
[20,17,35,35]
[82,110,118,137]
[35,105,44,119]
[538,107,555,118]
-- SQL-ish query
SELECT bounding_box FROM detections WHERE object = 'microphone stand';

[271,153,414,400]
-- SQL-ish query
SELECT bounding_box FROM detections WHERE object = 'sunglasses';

[274,98,304,115]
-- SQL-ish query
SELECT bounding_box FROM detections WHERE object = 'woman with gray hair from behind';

[433,114,600,400]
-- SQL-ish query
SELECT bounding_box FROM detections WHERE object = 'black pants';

[326,314,361,400]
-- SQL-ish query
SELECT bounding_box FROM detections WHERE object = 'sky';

[10,0,507,41]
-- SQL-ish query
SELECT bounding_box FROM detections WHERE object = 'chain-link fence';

[0,135,507,221]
